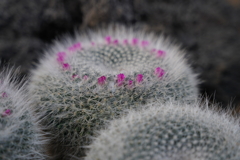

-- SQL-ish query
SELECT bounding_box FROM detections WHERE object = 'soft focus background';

[0,0,240,113]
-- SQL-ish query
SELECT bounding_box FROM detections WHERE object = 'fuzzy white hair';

[85,100,240,160]
[0,68,47,160]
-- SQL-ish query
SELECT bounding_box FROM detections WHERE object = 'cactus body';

[29,25,198,159]
[86,102,240,160]
[0,69,46,160]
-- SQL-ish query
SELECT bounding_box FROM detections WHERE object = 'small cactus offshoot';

[0,68,46,160]
[29,25,199,159]
[86,102,240,160]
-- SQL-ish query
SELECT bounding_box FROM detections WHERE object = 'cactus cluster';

[1,25,239,160]
[28,25,198,158]
[0,69,46,160]
[85,102,240,160]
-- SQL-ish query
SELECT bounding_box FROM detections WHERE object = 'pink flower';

[56,52,66,63]
[128,80,133,88]
[2,109,12,117]
[113,39,119,45]
[157,50,166,57]
[132,38,138,45]
[141,40,149,47]
[123,39,128,44]
[117,74,125,86]
[155,67,165,78]
[136,74,143,84]
[62,63,70,70]
[105,36,112,44]
[98,76,107,85]
[68,42,81,52]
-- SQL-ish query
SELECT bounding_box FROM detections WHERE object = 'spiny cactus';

[0,68,46,160]
[86,101,240,160]
[29,25,198,159]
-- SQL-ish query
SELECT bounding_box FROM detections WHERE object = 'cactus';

[28,25,198,159]
[0,68,46,160]
[85,102,240,160]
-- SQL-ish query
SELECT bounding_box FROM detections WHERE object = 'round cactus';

[0,68,46,160]
[85,102,240,160]
[29,25,198,159]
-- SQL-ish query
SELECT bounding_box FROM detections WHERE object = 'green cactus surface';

[0,69,46,160]
[29,25,199,159]
[86,102,240,160]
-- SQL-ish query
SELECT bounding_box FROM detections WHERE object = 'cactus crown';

[29,25,199,158]
[0,68,46,160]
[85,102,240,160]
[33,25,198,102]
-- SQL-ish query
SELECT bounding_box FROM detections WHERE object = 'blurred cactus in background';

[28,25,198,159]
[0,68,46,160]
[86,101,240,160]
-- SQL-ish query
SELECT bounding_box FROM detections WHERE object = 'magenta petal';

[136,74,143,84]
[2,109,12,117]
[5,109,11,115]
[68,43,81,52]
[123,39,128,44]
[141,40,149,47]
[105,36,111,44]
[73,42,81,49]
[113,39,119,45]
[98,76,107,85]
[117,73,125,86]
[155,67,165,78]
[128,80,133,88]
[132,38,138,45]
[157,50,166,57]
[62,63,70,70]
[57,52,66,63]
[68,46,74,51]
